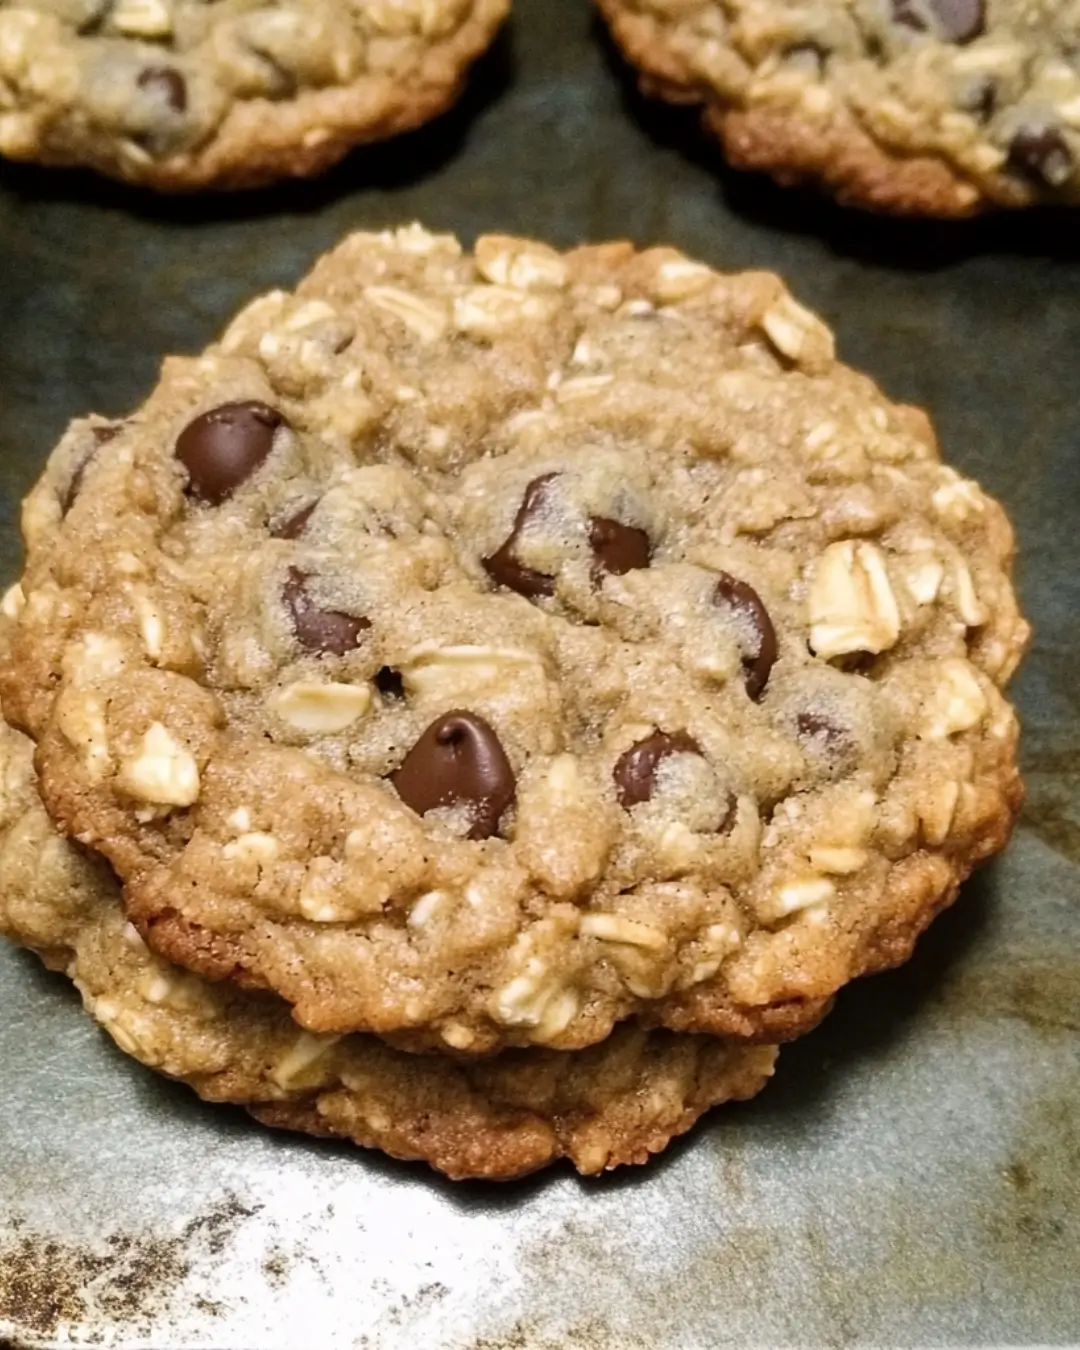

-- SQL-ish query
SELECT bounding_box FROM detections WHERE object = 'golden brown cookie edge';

[593,0,1024,218]
[3,0,508,192]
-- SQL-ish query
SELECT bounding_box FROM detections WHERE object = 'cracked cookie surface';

[0,711,777,1180]
[0,0,507,189]
[1,226,1029,1055]
[596,0,1080,215]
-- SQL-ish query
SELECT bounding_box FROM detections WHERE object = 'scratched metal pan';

[1,1,1079,1346]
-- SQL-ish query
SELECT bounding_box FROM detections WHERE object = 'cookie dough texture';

[0,713,777,1179]
[0,0,507,189]
[596,0,1080,215]
[1,226,1029,1059]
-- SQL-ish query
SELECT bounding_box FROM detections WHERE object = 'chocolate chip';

[716,796,736,835]
[588,516,651,578]
[713,572,778,701]
[272,501,318,540]
[390,712,515,840]
[375,667,405,700]
[935,0,984,40]
[796,710,852,756]
[892,0,927,30]
[176,401,284,505]
[614,731,700,808]
[1008,125,1074,188]
[61,424,121,514]
[482,475,558,598]
[891,0,984,42]
[62,455,95,514]
[284,568,369,656]
[959,75,996,122]
[137,67,187,113]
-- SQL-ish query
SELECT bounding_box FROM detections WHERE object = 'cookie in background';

[596,0,1079,216]
[0,0,508,190]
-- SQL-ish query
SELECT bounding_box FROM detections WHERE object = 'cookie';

[596,0,1080,216]
[0,713,776,1180]
[0,0,507,190]
[1,225,1028,1058]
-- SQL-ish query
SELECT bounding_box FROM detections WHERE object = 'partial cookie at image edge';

[594,0,1046,217]
[0,0,509,191]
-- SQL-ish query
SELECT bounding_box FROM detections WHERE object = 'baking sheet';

[1,1,1078,1345]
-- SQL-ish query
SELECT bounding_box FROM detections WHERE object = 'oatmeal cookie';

[1,226,1028,1056]
[596,0,1080,216]
[0,0,507,190]
[0,713,776,1180]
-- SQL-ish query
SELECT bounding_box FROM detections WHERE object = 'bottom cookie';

[248,1031,775,1180]
[0,715,775,1180]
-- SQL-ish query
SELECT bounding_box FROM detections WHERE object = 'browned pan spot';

[462,1318,630,1350]
[1018,743,1080,865]
[0,1231,185,1340]
[983,1078,1080,1258]
[181,1192,260,1256]
[1020,779,1080,865]
[930,961,1080,1037]
[1004,1158,1033,1192]
[375,1280,453,1334]
[0,1193,256,1341]
[261,1247,290,1289]
[193,1296,226,1317]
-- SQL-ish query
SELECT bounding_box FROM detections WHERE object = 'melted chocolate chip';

[176,401,284,505]
[891,0,926,29]
[62,453,96,514]
[959,75,996,122]
[484,477,652,594]
[390,712,515,840]
[1008,125,1074,188]
[588,516,651,578]
[375,667,405,700]
[715,796,737,836]
[272,501,318,540]
[892,0,984,42]
[284,568,369,656]
[482,475,558,598]
[137,66,188,112]
[796,710,851,755]
[62,424,122,514]
[614,731,700,808]
[713,572,778,701]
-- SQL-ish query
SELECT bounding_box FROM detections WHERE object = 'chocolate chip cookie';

[1,226,1029,1057]
[596,0,1080,215]
[0,0,507,190]
[0,712,776,1180]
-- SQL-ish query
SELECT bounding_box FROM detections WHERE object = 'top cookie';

[2,225,1028,1054]
[0,0,507,190]
[597,0,1080,215]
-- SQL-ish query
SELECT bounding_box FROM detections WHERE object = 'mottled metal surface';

[1,1,1078,1345]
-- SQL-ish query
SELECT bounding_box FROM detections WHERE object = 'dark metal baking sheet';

[1,1,1078,1344]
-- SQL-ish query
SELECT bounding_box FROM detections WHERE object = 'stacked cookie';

[0,716,776,1178]
[0,226,1029,1178]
